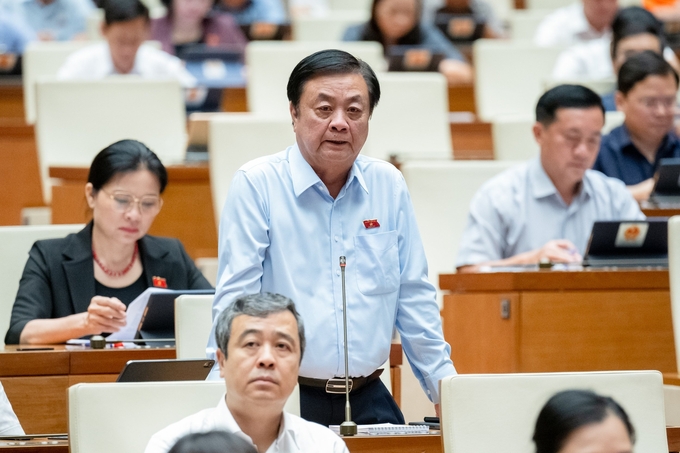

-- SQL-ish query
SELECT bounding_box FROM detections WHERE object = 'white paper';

[329,423,429,435]
[106,287,172,341]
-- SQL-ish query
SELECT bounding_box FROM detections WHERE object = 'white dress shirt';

[144,395,349,453]
[0,383,23,436]
[57,41,196,88]
[455,158,645,267]
[534,2,611,47]
[210,144,456,403]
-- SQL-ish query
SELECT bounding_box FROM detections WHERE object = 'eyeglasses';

[101,189,163,215]
[637,96,676,111]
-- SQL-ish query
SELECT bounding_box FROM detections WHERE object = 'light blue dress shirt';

[2,0,90,41]
[211,144,456,403]
[217,0,286,24]
[455,158,645,267]
[0,16,34,54]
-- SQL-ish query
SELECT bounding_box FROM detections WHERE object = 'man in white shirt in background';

[57,0,195,87]
[534,0,618,47]
[145,293,348,453]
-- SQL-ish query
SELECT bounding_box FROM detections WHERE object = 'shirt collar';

[530,157,592,204]
[613,123,679,162]
[289,144,369,198]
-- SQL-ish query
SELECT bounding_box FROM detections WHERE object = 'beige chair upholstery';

[69,381,225,453]
[664,385,680,426]
[208,114,295,224]
[525,0,571,9]
[35,78,186,203]
[0,224,83,348]
[400,161,514,300]
[245,41,385,117]
[22,41,90,124]
[669,216,680,373]
[328,0,371,11]
[194,257,219,287]
[175,294,214,360]
[508,9,551,39]
[544,77,616,95]
[473,40,565,121]
[366,72,452,162]
[440,371,667,453]
[292,11,369,41]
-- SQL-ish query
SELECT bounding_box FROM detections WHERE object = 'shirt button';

[334,235,339,242]
[336,270,340,276]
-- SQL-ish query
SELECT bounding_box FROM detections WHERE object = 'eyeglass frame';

[100,189,164,215]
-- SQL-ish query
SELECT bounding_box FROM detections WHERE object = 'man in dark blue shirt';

[595,50,680,201]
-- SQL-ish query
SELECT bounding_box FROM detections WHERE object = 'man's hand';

[534,239,582,264]
[627,178,654,202]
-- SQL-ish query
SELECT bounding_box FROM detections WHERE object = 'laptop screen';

[583,219,668,261]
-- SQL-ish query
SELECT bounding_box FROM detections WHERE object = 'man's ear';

[289,101,298,130]
[532,121,544,144]
[614,90,625,112]
[216,348,227,379]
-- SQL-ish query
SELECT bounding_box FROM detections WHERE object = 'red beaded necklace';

[92,243,139,277]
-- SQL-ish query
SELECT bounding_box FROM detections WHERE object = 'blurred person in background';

[0,0,93,41]
[534,0,618,47]
[215,0,287,24]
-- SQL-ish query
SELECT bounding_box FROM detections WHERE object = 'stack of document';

[329,423,429,435]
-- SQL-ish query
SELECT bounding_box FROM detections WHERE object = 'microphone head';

[339,256,346,267]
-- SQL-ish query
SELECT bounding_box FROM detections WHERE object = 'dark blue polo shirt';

[600,91,616,112]
[594,124,680,185]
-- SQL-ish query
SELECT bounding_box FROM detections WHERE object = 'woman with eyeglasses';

[5,139,212,345]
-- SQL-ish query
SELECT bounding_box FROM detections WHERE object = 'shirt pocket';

[353,231,400,296]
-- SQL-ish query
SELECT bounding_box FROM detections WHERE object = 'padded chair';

[194,257,219,287]
[669,216,680,373]
[0,224,82,348]
[175,294,214,360]
[544,77,616,95]
[208,113,295,224]
[440,371,667,453]
[400,160,514,299]
[366,72,452,162]
[35,78,186,203]
[22,41,90,124]
[292,10,369,41]
[473,40,565,121]
[328,0,371,11]
[664,384,680,426]
[245,41,385,117]
[525,0,571,9]
[507,9,551,39]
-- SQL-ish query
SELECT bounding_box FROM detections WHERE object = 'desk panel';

[1,376,68,434]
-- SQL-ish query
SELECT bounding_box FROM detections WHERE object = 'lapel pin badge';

[152,276,168,288]
[363,219,380,229]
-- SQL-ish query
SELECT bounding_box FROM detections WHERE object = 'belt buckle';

[325,378,353,394]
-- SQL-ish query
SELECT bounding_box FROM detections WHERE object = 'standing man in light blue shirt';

[1,0,92,41]
[216,0,286,24]
[211,49,455,426]
[456,84,644,272]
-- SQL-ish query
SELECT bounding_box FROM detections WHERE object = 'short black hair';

[535,84,604,126]
[101,0,150,26]
[287,49,381,115]
[617,50,679,95]
[168,431,257,453]
[611,6,664,60]
[88,139,168,194]
[533,389,635,453]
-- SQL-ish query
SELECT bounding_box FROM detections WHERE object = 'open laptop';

[582,219,668,268]
[649,157,680,205]
[387,46,445,72]
[116,359,215,382]
[135,289,214,345]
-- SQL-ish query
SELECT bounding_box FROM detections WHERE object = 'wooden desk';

[439,269,675,374]
[49,165,218,260]
[0,345,175,434]
[0,78,25,120]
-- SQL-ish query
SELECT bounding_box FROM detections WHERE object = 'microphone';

[339,256,357,436]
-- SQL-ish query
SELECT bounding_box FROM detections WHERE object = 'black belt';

[298,369,383,394]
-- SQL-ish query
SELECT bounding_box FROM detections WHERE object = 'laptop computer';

[387,46,445,72]
[116,359,215,382]
[239,23,291,41]
[135,289,214,345]
[434,12,485,45]
[582,218,668,267]
[649,157,680,204]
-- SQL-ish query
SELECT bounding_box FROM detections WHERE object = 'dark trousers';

[299,378,405,426]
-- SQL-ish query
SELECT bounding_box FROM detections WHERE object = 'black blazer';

[5,223,212,344]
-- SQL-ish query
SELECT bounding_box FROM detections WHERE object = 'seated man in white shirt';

[0,382,24,436]
[145,293,349,453]
[533,0,618,47]
[57,0,195,87]
[456,84,644,272]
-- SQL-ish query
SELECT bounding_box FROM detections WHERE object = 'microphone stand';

[339,256,357,436]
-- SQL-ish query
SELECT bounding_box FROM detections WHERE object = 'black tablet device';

[116,359,215,382]
[650,157,680,204]
[434,12,485,44]
[387,46,445,72]
[582,218,668,267]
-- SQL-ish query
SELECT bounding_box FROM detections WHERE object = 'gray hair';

[214,293,305,362]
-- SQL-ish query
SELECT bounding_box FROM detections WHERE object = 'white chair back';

[401,161,514,300]
[292,10,369,41]
[86,9,104,41]
[35,78,186,203]
[208,114,295,224]
[175,295,214,360]
[69,381,225,453]
[194,257,219,287]
[0,224,83,348]
[366,72,452,162]
[440,371,667,453]
[245,41,385,117]
[473,40,565,121]
[544,77,616,95]
[22,41,90,124]
[508,9,551,40]
[668,216,680,373]
[525,0,571,9]
[328,0,371,11]
[664,385,680,426]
